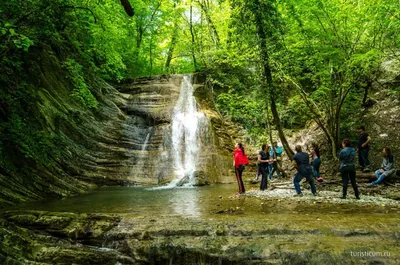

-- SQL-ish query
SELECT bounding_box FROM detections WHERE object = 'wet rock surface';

[1,180,400,265]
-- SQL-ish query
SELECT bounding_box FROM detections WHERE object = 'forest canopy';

[1,0,400,159]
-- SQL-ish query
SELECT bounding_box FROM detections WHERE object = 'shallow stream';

[2,183,400,264]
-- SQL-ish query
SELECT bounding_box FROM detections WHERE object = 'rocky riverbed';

[1,179,399,265]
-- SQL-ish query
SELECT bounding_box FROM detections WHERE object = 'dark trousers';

[259,165,269,190]
[235,165,245,193]
[358,148,370,168]
[341,169,359,198]
[293,171,316,194]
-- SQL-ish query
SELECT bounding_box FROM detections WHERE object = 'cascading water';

[141,132,151,151]
[167,75,206,187]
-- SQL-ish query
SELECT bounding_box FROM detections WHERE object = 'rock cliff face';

[0,46,234,206]
[114,74,234,185]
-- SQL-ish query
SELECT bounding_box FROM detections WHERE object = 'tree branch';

[120,0,135,17]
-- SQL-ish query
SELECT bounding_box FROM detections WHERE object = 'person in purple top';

[292,145,317,196]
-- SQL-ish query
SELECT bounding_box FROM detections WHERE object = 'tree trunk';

[197,0,220,46]
[271,97,294,158]
[136,25,143,49]
[362,79,372,106]
[134,24,143,66]
[165,22,179,71]
[265,104,274,152]
[189,3,198,70]
[149,32,153,74]
[251,0,294,158]
[120,0,134,17]
[266,104,288,177]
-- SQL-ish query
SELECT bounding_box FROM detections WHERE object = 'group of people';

[232,125,396,199]
[356,126,396,185]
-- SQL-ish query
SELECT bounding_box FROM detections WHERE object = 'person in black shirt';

[292,145,317,196]
[258,144,272,191]
[357,126,372,172]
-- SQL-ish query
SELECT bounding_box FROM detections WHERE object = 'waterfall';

[128,127,153,181]
[141,132,151,151]
[167,75,206,187]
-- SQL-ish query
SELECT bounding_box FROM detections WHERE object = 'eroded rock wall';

[115,74,234,185]
[0,46,234,206]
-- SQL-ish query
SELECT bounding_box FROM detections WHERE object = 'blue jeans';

[312,158,321,178]
[313,169,320,178]
[372,169,395,185]
[373,170,385,185]
[268,163,277,179]
[358,148,370,168]
[293,171,316,194]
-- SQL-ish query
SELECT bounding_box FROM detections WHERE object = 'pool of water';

[6,184,242,217]
[6,183,400,219]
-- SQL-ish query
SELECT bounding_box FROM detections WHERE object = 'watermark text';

[350,251,390,257]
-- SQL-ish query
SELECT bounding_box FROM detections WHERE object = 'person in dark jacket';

[258,144,272,191]
[371,147,396,185]
[292,145,317,196]
[338,138,360,199]
[233,142,249,194]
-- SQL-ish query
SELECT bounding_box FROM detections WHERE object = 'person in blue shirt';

[269,141,283,179]
[338,138,360,199]
[292,145,317,196]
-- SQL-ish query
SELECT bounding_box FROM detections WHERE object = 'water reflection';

[169,188,200,217]
[6,185,213,217]
[147,186,200,217]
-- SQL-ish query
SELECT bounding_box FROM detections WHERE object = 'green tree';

[278,0,391,158]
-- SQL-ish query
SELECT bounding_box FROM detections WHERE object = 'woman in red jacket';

[233,142,249,194]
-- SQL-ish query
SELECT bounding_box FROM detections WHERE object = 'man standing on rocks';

[292,145,317,196]
[357,126,372,173]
